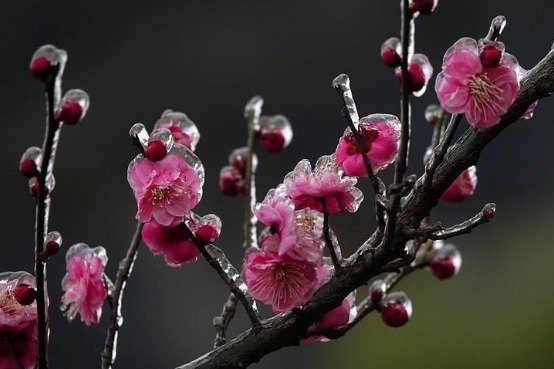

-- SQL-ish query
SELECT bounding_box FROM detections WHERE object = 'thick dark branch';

[176,46,554,369]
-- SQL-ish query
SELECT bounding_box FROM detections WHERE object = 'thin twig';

[181,224,262,332]
[427,203,496,240]
[332,74,386,231]
[242,95,263,250]
[321,199,342,270]
[393,0,415,185]
[101,221,143,369]
[34,63,63,369]
[213,293,239,348]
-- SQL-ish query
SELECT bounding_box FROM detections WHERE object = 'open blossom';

[128,152,203,226]
[284,155,363,214]
[335,114,401,177]
[0,272,37,369]
[61,244,107,325]
[242,249,318,312]
[435,38,519,129]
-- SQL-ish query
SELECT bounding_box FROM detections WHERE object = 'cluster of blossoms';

[127,112,221,266]
[0,273,37,369]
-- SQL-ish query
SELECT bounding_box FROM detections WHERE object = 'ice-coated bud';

[192,214,222,246]
[56,89,90,125]
[395,54,433,96]
[45,231,62,256]
[482,203,496,220]
[380,292,412,328]
[30,44,67,83]
[380,38,402,68]
[259,115,293,153]
[229,147,248,176]
[153,110,200,152]
[14,284,37,306]
[425,104,444,125]
[369,279,387,304]
[427,242,461,280]
[442,166,477,203]
[129,123,150,152]
[219,166,245,196]
[145,140,168,161]
[478,40,504,68]
[20,147,42,178]
[29,174,55,199]
[409,0,438,15]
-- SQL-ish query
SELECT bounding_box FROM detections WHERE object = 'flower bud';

[369,279,387,304]
[409,0,438,15]
[259,115,293,153]
[380,38,402,68]
[219,166,245,196]
[478,40,504,68]
[14,284,37,306]
[395,54,433,96]
[20,147,42,178]
[56,89,90,125]
[441,166,477,203]
[427,242,461,280]
[145,140,168,162]
[380,292,412,328]
[192,214,222,246]
[45,231,62,257]
[30,44,67,83]
[424,104,444,125]
[229,147,249,176]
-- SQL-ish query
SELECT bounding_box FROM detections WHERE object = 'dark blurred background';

[1,1,553,368]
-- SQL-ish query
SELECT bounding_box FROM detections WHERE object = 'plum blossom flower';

[435,38,519,129]
[61,244,107,325]
[242,249,318,312]
[335,114,401,177]
[128,153,203,226]
[0,272,37,369]
[142,221,200,266]
[441,166,477,203]
[284,155,363,214]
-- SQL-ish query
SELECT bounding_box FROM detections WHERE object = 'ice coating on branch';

[129,123,149,151]
[154,110,200,152]
[242,249,318,312]
[141,222,200,266]
[258,115,293,153]
[56,89,90,125]
[0,272,37,369]
[61,244,107,325]
[435,37,519,129]
[284,155,363,214]
[441,166,477,203]
[128,146,204,226]
[335,114,401,177]
[30,44,67,83]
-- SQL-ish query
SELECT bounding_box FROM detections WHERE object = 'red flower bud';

[14,284,37,306]
[380,292,412,328]
[145,140,168,162]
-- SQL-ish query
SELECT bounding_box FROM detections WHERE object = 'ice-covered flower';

[0,273,38,369]
[61,244,107,325]
[242,249,318,312]
[284,155,363,214]
[435,38,519,129]
[153,110,200,152]
[335,114,401,177]
[128,153,203,226]
[142,221,200,266]
[442,166,477,203]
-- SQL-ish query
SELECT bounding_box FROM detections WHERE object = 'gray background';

[1,1,553,368]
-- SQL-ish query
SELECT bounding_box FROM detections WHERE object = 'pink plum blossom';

[242,249,318,312]
[142,221,200,266]
[435,38,519,129]
[0,272,38,369]
[128,153,203,226]
[284,155,363,214]
[61,244,107,325]
[442,166,477,203]
[335,114,401,177]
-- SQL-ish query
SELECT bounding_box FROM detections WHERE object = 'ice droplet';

[332,73,360,126]
[129,123,149,151]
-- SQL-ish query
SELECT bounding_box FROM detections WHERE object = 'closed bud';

[409,0,438,15]
[381,38,402,68]
[478,40,504,68]
[56,89,90,125]
[19,147,42,178]
[395,54,433,97]
[259,115,293,153]
[427,242,461,280]
[145,140,168,162]
[380,292,412,328]
[442,166,477,203]
[14,284,37,306]
[369,279,387,304]
[219,166,245,196]
[30,44,67,83]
